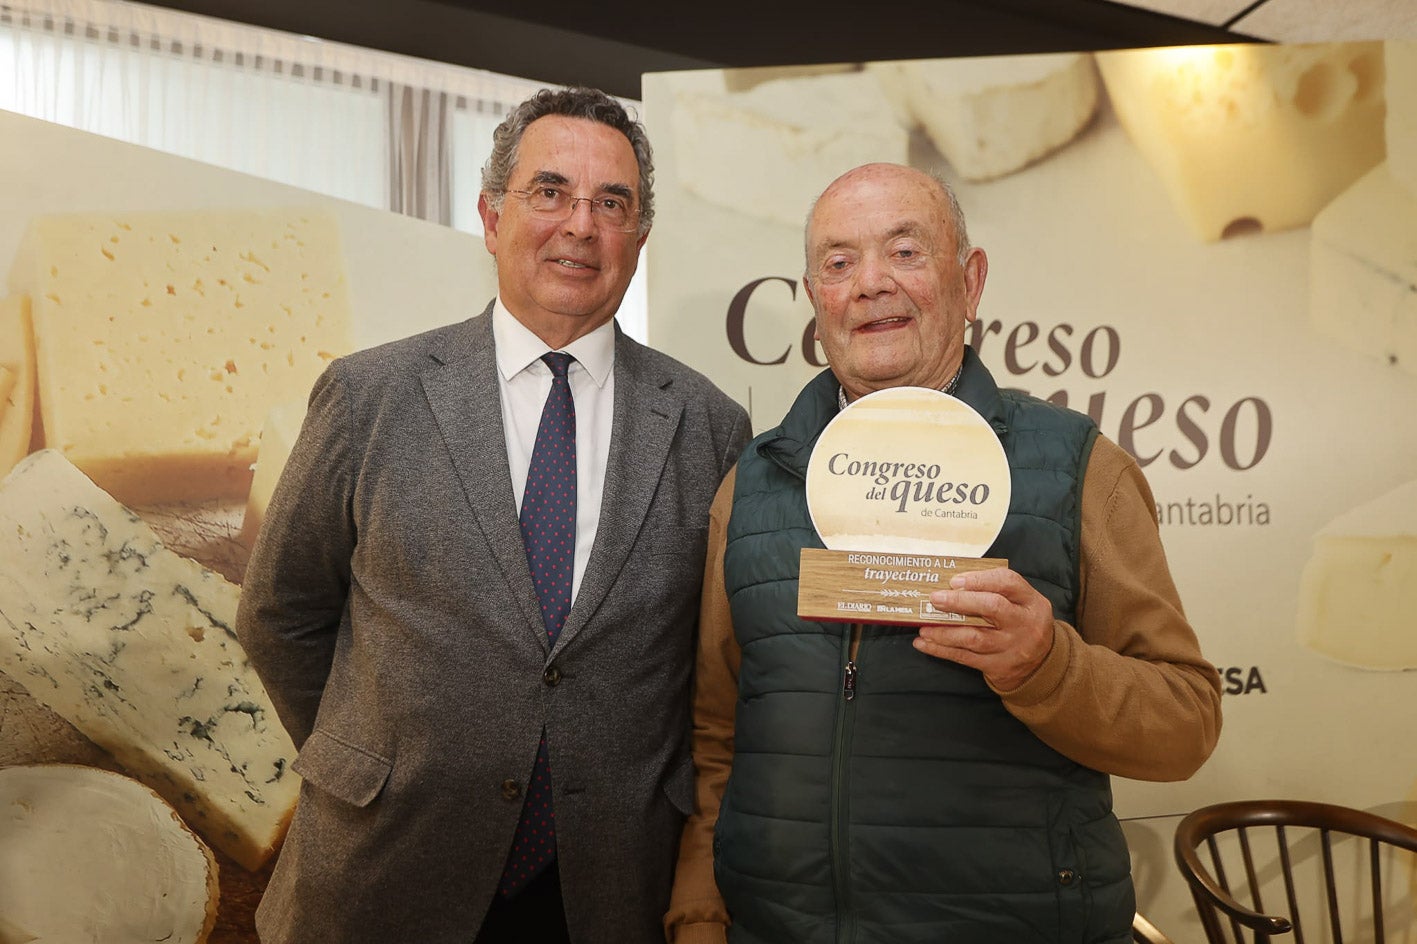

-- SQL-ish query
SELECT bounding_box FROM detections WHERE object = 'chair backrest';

[1174,799,1417,944]
[1133,911,1176,944]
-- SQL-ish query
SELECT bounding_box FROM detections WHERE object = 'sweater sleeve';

[996,435,1223,781]
[664,470,740,944]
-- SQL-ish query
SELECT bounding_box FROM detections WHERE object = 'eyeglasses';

[504,186,639,232]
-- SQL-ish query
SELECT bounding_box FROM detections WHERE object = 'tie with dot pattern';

[499,351,576,896]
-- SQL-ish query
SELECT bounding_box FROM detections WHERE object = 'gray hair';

[481,86,655,237]
[804,166,971,269]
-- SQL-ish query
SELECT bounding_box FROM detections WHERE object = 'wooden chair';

[1173,799,1417,943]
[1133,911,1176,944]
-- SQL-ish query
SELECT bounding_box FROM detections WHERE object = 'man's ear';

[478,193,499,255]
[962,247,988,323]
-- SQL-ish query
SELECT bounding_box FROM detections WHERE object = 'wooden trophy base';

[797,547,1008,627]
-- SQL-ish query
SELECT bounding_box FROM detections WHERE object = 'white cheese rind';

[239,398,307,547]
[671,72,909,228]
[1097,42,1385,242]
[0,449,299,870]
[1297,480,1417,671]
[1386,40,1417,198]
[0,294,35,476]
[1310,163,1417,376]
[10,208,352,505]
[890,53,1100,182]
[0,764,219,944]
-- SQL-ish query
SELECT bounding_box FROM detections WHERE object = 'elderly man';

[664,163,1221,944]
[237,86,749,944]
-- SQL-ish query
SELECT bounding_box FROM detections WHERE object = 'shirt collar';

[835,360,965,411]
[492,297,615,388]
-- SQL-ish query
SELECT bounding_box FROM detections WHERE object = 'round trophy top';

[805,385,1011,558]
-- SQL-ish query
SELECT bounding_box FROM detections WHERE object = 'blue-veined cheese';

[0,294,35,476]
[0,764,219,944]
[239,398,306,547]
[7,208,352,506]
[1387,40,1417,198]
[1297,480,1417,670]
[0,449,299,870]
[1311,163,1417,376]
[872,53,1099,182]
[671,71,909,228]
[1096,42,1385,241]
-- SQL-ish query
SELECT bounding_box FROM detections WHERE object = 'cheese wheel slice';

[671,71,909,228]
[1297,479,1417,670]
[883,53,1100,182]
[0,449,300,870]
[0,764,219,944]
[1097,42,1384,241]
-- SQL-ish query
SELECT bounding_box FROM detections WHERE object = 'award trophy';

[798,386,1012,626]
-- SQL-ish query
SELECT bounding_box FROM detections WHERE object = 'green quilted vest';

[716,349,1134,944]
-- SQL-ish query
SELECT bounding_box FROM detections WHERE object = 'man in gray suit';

[236,86,750,944]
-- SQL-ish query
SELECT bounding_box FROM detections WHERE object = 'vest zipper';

[832,623,863,944]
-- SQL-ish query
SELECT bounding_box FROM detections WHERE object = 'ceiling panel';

[1231,0,1417,41]
[141,0,1249,97]
[1100,0,1255,26]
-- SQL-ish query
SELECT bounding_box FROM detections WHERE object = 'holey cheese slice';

[1311,163,1417,376]
[0,449,300,870]
[1096,42,1385,242]
[874,53,1099,182]
[1297,480,1417,671]
[8,208,352,506]
[0,764,219,944]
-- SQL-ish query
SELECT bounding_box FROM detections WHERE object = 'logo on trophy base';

[799,386,1011,627]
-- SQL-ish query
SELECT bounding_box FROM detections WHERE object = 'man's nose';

[562,197,598,237]
[855,254,896,296]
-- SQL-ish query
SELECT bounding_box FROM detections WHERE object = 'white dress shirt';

[493,299,615,604]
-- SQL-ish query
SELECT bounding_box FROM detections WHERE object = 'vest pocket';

[1058,809,1134,944]
[291,729,393,808]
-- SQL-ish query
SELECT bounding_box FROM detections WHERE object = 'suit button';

[500,779,521,801]
[1057,869,1077,886]
[543,666,562,687]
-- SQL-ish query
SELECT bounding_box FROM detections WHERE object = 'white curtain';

[0,0,649,340]
[0,0,389,207]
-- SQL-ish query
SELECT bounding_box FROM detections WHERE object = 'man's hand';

[913,567,1055,691]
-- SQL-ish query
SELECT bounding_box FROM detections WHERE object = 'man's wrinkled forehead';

[510,115,639,195]
[807,194,946,262]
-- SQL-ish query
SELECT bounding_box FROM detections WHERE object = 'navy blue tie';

[499,351,576,896]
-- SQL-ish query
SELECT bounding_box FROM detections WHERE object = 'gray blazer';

[236,305,750,943]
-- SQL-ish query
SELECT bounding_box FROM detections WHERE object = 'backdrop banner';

[643,42,1417,933]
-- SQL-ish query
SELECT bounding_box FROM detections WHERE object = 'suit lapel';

[420,306,547,648]
[553,330,682,656]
